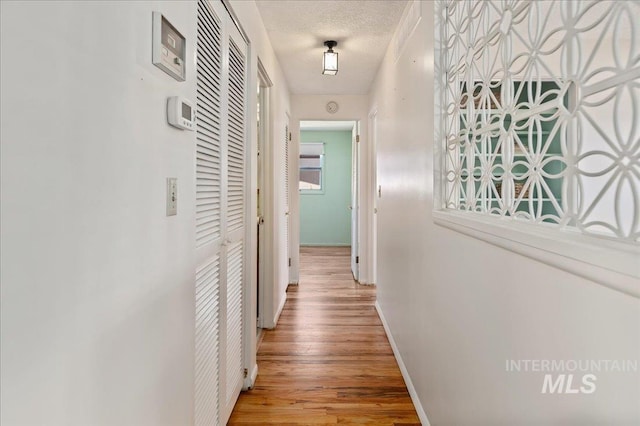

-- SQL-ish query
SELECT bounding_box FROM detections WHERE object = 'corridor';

[2,1,638,424]
[229,247,420,424]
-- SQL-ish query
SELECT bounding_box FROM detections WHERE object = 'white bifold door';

[195,1,248,425]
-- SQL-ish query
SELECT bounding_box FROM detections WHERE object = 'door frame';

[294,120,360,279]
[369,108,378,285]
[351,122,360,280]
[254,97,289,331]
[255,59,272,333]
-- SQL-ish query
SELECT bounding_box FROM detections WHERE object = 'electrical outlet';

[167,178,177,216]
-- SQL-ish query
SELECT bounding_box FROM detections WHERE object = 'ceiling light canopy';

[322,40,338,75]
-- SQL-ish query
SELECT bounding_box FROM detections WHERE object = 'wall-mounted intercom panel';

[152,12,186,81]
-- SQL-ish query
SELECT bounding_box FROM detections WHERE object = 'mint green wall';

[300,130,352,246]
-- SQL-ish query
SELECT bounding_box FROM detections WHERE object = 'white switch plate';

[167,178,177,216]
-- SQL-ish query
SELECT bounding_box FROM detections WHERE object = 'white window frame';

[299,142,325,194]
[433,0,640,298]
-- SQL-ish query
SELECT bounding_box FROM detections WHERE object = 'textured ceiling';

[255,0,408,95]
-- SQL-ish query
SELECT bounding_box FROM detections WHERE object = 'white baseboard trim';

[375,301,431,426]
[243,363,258,390]
[272,290,287,327]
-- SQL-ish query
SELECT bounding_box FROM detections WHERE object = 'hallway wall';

[1,2,197,424]
[0,1,290,424]
[300,130,352,246]
[369,1,640,425]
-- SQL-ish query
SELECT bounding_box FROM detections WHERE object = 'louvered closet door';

[220,24,248,422]
[195,0,224,426]
[195,1,225,425]
[196,2,248,424]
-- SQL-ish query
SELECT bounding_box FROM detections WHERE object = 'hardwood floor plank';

[229,246,420,425]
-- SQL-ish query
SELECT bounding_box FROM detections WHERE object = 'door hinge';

[356,256,359,264]
[243,368,248,378]
[288,257,292,267]
[356,134,360,143]
[289,132,292,141]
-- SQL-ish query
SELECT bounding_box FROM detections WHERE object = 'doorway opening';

[298,120,360,281]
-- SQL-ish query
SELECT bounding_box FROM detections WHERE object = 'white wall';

[0,0,291,423]
[290,95,374,284]
[228,0,291,329]
[369,1,640,425]
[1,1,197,424]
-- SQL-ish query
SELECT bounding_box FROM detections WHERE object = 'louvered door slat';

[225,241,243,405]
[196,114,222,133]
[195,1,223,425]
[196,114,222,134]
[197,144,221,158]
[226,38,245,234]
[195,257,220,426]
[196,82,221,109]
[196,0,223,248]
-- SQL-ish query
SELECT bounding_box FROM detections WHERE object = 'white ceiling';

[255,0,408,95]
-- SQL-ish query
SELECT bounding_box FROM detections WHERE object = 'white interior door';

[350,122,359,280]
[221,20,247,424]
[195,1,224,424]
[195,1,247,424]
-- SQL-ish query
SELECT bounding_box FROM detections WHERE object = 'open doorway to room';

[298,120,359,280]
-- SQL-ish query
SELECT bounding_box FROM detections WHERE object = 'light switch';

[167,178,177,216]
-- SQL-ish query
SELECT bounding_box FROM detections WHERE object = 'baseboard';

[256,327,265,348]
[272,290,287,327]
[375,301,431,426]
[243,363,258,390]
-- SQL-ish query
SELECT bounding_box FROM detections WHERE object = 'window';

[299,142,324,192]
[434,0,639,296]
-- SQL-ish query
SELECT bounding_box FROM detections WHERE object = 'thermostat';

[167,96,195,131]
[152,12,186,81]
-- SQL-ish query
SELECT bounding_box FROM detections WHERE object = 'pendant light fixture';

[322,40,338,75]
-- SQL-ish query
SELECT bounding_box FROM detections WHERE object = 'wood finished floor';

[228,246,420,425]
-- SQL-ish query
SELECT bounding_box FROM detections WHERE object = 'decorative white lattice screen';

[440,0,639,243]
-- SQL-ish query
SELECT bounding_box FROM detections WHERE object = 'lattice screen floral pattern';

[441,0,639,242]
